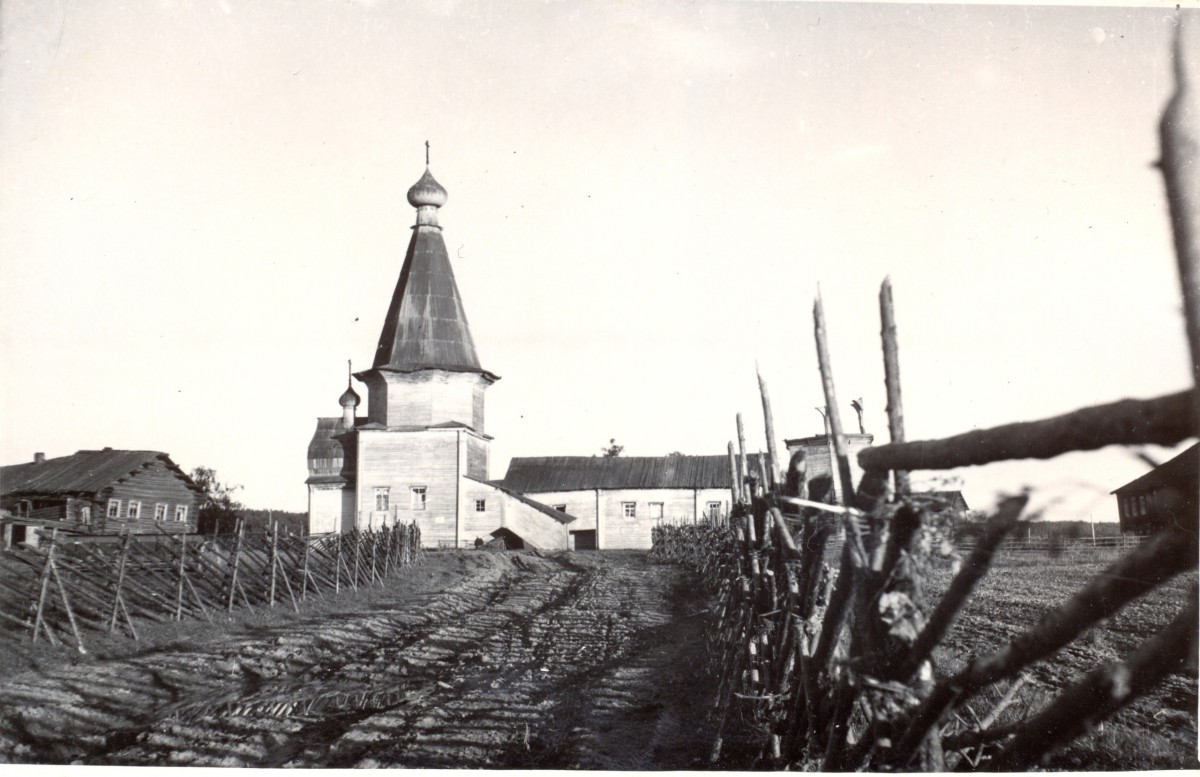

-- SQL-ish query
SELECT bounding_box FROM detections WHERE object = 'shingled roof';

[369,167,493,377]
[500,455,763,492]
[0,450,199,498]
[1111,442,1199,496]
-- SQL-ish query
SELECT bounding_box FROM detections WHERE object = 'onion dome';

[407,167,448,209]
[339,385,361,408]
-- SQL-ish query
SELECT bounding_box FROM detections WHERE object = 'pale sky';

[1,1,1194,519]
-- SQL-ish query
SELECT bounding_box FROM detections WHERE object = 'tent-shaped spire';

[371,162,490,375]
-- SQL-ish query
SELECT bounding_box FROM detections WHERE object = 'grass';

[924,552,1198,770]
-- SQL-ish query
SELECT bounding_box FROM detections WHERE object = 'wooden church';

[305,156,574,549]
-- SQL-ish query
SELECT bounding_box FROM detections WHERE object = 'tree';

[601,438,624,458]
[190,466,243,535]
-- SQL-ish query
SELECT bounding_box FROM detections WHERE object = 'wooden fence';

[651,23,1199,772]
[0,521,423,654]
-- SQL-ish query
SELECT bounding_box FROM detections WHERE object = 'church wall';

[460,482,568,550]
[356,429,460,547]
[465,434,489,480]
[379,370,479,429]
[309,486,351,535]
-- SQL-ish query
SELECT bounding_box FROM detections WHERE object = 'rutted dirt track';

[0,551,715,768]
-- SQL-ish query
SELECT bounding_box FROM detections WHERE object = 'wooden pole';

[757,369,780,492]
[879,277,910,495]
[301,538,311,601]
[1160,19,1200,433]
[269,522,279,607]
[227,520,244,612]
[174,532,187,620]
[858,390,1193,474]
[736,413,749,504]
[31,529,57,644]
[813,292,858,507]
[108,531,132,633]
[48,555,86,653]
[727,442,741,510]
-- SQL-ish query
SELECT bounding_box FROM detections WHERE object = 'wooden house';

[0,449,201,546]
[1111,442,1198,535]
[306,159,575,550]
[498,456,740,550]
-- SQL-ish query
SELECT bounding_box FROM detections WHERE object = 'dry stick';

[227,521,244,612]
[758,369,780,491]
[108,531,132,633]
[878,277,910,495]
[48,556,86,653]
[891,524,1199,765]
[174,533,187,620]
[275,548,301,613]
[993,592,1199,770]
[888,495,1029,681]
[813,293,858,507]
[269,523,279,608]
[300,539,311,601]
[727,442,741,509]
[736,413,749,503]
[1160,18,1200,430]
[30,530,58,644]
[858,390,1194,474]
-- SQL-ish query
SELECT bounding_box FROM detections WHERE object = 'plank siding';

[465,434,489,481]
[356,429,460,547]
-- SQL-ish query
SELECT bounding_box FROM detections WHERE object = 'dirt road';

[0,550,715,768]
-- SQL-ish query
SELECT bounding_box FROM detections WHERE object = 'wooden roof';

[369,214,492,377]
[468,477,576,524]
[500,455,761,492]
[0,449,199,498]
[1111,442,1199,495]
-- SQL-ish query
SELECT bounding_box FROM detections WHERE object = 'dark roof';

[306,418,359,485]
[370,216,490,376]
[0,450,199,498]
[1111,442,1199,495]
[469,477,576,524]
[500,455,758,492]
[910,490,969,511]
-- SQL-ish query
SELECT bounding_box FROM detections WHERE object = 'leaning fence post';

[813,291,858,507]
[758,368,780,491]
[31,529,58,644]
[174,532,187,620]
[879,276,910,496]
[227,520,244,612]
[268,522,279,608]
[48,551,86,654]
[736,413,749,504]
[108,530,132,634]
[300,538,311,601]
[727,442,741,512]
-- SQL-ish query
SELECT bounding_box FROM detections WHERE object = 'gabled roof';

[369,169,491,377]
[0,450,199,498]
[1111,442,1199,495]
[500,455,759,492]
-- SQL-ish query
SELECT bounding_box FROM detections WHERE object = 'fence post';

[227,520,244,612]
[301,538,310,601]
[31,529,58,644]
[108,530,132,634]
[174,532,187,620]
[269,522,279,608]
[879,276,910,496]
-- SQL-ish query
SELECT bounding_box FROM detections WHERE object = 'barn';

[1111,442,1198,535]
[0,449,201,547]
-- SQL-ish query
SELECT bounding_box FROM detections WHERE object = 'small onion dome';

[339,385,361,408]
[407,167,448,208]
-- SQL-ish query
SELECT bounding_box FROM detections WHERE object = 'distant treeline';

[198,509,307,537]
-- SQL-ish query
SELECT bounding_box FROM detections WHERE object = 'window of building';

[373,487,390,511]
[1138,494,1147,516]
[553,504,567,512]
[707,501,723,518]
[79,505,91,525]
[622,502,636,518]
[411,486,427,511]
[174,505,189,522]
[154,503,168,521]
[127,501,141,519]
[648,502,664,520]
[475,499,486,512]
[107,499,121,518]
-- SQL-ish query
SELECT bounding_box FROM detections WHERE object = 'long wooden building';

[0,449,201,547]
[1111,442,1198,535]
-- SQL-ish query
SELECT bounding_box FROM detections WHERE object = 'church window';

[375,487,390,511]
[127,501,141,519]
[79,506,91,525]
[648,502,664,520]
[107,499,121,518]
[622,502,636,518]
[411,487,427,510]
[174,505,189,522]
[475,499,486,512]
[154,503,168,521]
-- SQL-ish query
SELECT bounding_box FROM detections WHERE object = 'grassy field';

[924,550,1198,771]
